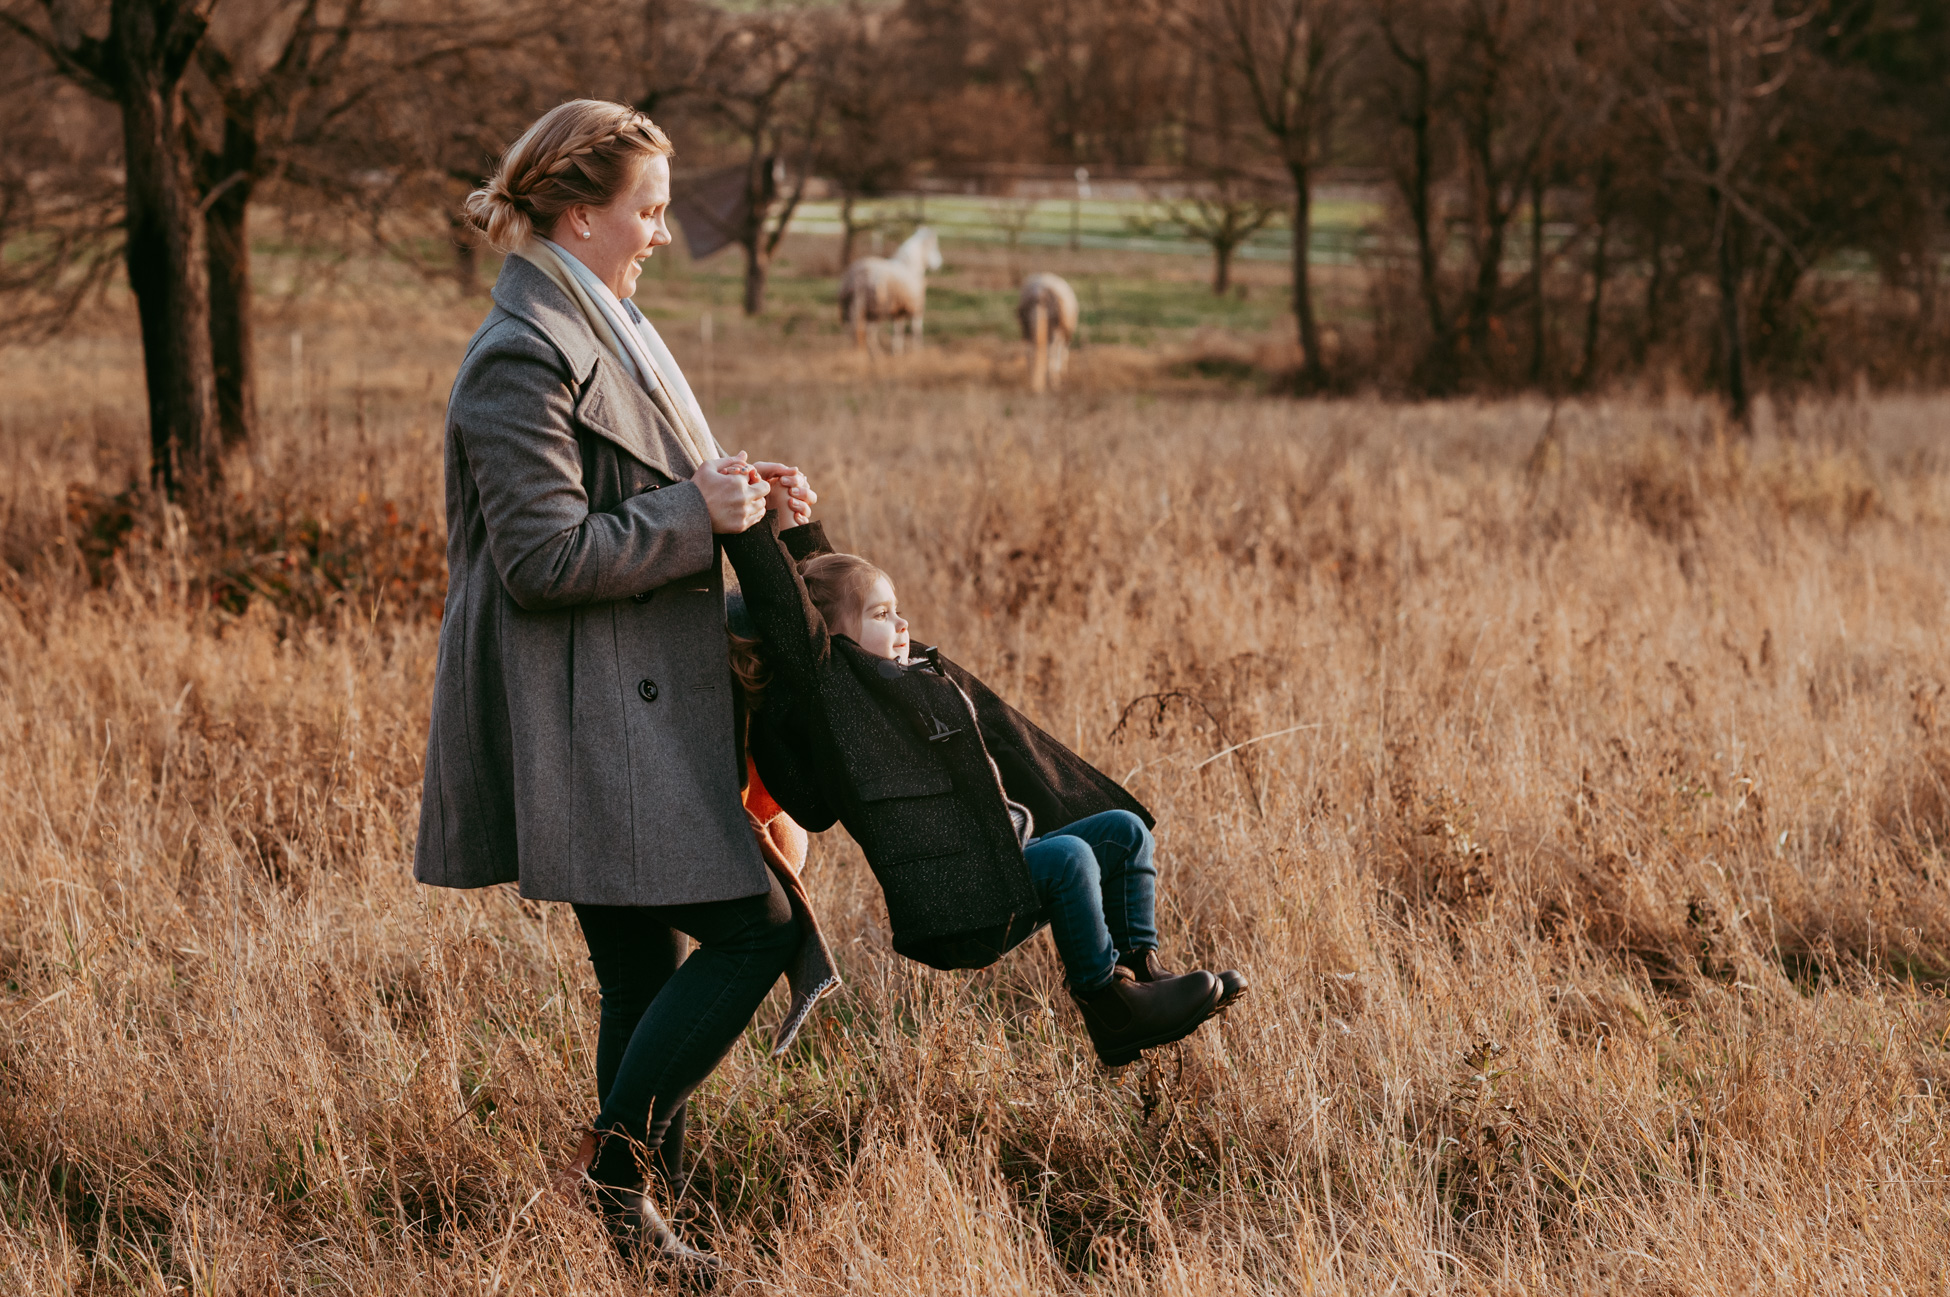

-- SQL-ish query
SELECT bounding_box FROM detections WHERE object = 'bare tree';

[1003,0,1184,166]
[815,3,922,269]
[993,196,1041,285]
[1150,45,1283,296]
[2,0,222,496]
[1371,1,1457,390]
[0,47,121,337]
[341,9,567,296]
[1371,0,1582,393]
[1637,0,1814,422]
[1178,0,1356,389]
[1561,5,1656,392]
[189,1,541,448]
[1451,1,1562,366]
[691,9,823,316]
[1158,172,1282,296]
[188,0,369,450]
[0,0,522,484]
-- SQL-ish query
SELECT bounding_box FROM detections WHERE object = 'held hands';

[753,459,816,526]
[694,454,768,533]
[693,453,816,534]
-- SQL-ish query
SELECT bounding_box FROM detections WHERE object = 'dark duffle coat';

[415,256,769,907]
[721,516,1153,969]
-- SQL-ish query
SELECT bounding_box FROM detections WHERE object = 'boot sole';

[1095,983,1224,1068]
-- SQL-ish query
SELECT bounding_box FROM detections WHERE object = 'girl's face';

[854,576,910,664]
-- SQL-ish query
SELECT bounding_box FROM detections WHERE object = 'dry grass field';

[4,251,1950,1294]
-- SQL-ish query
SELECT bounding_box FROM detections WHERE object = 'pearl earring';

[580,230,592,239]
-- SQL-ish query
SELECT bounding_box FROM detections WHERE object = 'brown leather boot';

[1070,964,1222,1067]
[592,1183,721,1278]
[1120,948,1248,1012]
[560,1127,720,1278]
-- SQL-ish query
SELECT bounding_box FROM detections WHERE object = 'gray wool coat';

[414,255,769,907]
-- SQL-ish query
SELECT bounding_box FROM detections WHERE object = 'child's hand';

[752,461,816,525]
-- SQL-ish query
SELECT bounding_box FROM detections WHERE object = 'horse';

[1018,272,1079,392]
[838,227,942,354]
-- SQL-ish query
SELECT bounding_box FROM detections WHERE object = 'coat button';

[632,590,652,603]
[637,679,659,703]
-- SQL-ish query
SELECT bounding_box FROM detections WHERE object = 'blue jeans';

[1022,810,1158,993]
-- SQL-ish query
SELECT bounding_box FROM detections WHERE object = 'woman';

[415,99,816,1266]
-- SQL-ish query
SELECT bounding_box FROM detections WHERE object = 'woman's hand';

[693,453,768,534]
[752,461,816,526]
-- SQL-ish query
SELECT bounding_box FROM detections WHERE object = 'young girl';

[724,511,1246,1067]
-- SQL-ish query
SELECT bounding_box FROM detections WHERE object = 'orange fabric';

[740,757,836,1054]
[743,758,785,826]
[744,757,807,874]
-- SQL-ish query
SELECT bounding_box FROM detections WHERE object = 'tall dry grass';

[3,280,1950,1293]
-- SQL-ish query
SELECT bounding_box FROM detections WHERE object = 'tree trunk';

[1751,244,1805,371]
[1637,208,1670,363]
[1527,175,1546,386]
[1400,82,1454,394]
[450,210,481,295]
[1714,191,1750,425]
[739,145,780,318]
[1213,238,1233,295]
[204,108,258,451]
[838,191,858,269]
[1288,160,1325,389]
[1916,210,1940,335]
[1464,182,1513,367]
[743,239,769,316]
[1577,209,1611,392]
[114,1,217,497]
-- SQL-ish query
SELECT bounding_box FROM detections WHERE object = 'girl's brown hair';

[728,632,769,709]
[462,99,674,254]
[799,553,889,640]
[729,553,888,713]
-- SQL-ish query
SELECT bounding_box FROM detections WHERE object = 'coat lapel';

[491,257,701,481]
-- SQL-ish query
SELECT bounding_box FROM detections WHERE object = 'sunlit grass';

[3,257,1949,1293]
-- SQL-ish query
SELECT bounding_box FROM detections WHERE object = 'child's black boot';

[1070,964,1222,1067]
[1119,948,1249,1012]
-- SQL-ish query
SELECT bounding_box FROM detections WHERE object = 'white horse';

[1018,272,1079,392]
[838,227,942,354]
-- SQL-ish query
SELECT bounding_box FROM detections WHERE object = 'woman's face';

[558,153,673,300]
[853,576,910,664]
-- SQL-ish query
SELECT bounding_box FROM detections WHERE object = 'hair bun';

[462,175,534,253]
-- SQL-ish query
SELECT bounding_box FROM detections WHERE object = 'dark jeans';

[1021,809,1159,993]
[572,870,798,1188]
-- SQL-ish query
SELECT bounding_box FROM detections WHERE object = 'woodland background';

[4,0,1950,495]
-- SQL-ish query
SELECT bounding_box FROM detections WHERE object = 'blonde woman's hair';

[799,552,889,642]
[463,99,674,254]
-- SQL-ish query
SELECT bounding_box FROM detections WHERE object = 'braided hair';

[463,100,674,254]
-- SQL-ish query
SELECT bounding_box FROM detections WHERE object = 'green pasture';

[791,191,1382,265]
[643,244,1295,346]
[618,188,1374,345]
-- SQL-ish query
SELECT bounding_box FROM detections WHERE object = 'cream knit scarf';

[513,238,720,470]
